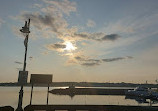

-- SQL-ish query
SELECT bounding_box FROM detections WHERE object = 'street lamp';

[20,19,30,71]
[16,19,30,111]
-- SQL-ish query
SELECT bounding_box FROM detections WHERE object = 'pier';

[24,105,158,111]
[49,88,132,96]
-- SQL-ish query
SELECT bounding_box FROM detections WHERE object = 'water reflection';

[125,96,149,104]
[0,87,158,109]
[125,95,158,105]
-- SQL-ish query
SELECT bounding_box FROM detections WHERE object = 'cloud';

[99,13,158,50]
[87,19,96,27]
[46,43,66,52]
[75,56,86,61]
[17,0,76,40]
[81,62,100,66]
[43,0,76,15]
[75,56,100,62]
[15,61,23,64]
[21,12,67,35]
[98,34,120,41]
[101,56,133,63]
[102,57,124,62]
[74,32,120,41]
[18,0,120,43]
[72,55,133,66]
[12,26,24,38]
[74,55,101,66]
[14,0,121,63]
[126,56,133,59]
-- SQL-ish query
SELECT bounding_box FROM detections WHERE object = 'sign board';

[30,74,52,84]
[18,71,28,84]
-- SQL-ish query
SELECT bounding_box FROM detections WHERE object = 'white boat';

[151,91,158,100]
[125,86,150,98]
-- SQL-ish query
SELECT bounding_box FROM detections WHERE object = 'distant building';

[18,71,28,84]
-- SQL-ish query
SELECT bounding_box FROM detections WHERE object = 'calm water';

[0,87,157,109]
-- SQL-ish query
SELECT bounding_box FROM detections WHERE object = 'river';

[0,87,157,109]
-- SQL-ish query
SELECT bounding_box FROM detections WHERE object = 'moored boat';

[125,86,151,98]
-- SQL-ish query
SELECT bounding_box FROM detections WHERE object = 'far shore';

[0,82,158,88]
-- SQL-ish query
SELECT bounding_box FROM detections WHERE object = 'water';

[0,87,157,109]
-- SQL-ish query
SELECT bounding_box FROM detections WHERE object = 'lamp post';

[16,19,30,111]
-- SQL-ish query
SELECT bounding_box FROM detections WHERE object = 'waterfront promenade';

[24,104,158,111]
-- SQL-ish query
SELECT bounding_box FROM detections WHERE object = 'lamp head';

[20,21,30,34]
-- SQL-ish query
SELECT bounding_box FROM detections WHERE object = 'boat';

[125,86,150,98]
[151,91,158,101]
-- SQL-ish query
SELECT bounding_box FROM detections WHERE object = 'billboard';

[18,71,28,84]
[30,74,52,84]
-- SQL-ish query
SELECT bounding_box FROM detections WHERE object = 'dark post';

[16,19,30,111]
[30,84,34,105]
[16,85,23,111]
[23,36,28,71]
[47,84,50,105]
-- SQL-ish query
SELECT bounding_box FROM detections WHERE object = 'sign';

[18,71,28,84]
[30,74,52,84]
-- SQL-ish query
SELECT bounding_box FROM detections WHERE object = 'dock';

[24,105,158,111]
[49,88,133,96]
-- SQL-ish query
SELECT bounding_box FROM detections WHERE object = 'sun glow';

[64,41,77,51]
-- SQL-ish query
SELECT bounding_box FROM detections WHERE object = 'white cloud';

[43,0,76,15]
[16,0,77,41]
[16,0,120,45]
[13,0,131,67]
[46,42,66,52]
[65,51,132,66]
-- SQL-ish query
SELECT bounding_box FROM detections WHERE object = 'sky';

[0,0,158,83]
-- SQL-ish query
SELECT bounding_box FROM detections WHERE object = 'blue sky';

[0,0,158,83]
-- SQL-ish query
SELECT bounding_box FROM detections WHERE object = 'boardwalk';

[24,105,158,111]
